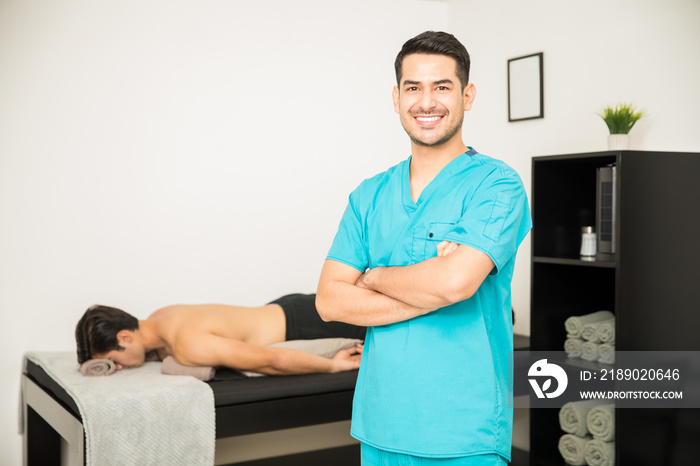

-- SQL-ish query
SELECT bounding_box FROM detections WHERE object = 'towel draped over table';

[23,352,215,466]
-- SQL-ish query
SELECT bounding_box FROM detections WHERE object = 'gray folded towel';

[161,356,216,381]
[28,351,215,466]
[80,359,116,377]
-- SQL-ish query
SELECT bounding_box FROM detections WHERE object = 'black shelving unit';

[529,150,700,466]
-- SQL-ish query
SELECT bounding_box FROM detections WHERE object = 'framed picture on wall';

[508,52,544,122]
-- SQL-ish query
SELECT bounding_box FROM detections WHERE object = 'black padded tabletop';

[24,359,358,419]
[208,369,358,406]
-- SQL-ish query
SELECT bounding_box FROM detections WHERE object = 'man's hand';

[354,272,371,289]
[354,241,460,290]
[437,240,459,257]
[330,344,364,372]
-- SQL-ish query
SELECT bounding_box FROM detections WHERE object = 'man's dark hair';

[394,31,471,90]
[75,305,139,364]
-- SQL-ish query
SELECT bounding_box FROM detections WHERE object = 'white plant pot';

[608,134,630,150]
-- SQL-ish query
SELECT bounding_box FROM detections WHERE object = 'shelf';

[552,356,613,372]
[533,256,616,268]
[530,150,700,466]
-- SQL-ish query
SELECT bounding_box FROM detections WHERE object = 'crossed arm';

[170,333,363,376]
[316,241,495,327]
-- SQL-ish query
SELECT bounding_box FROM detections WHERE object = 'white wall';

[0,1,448,463]
[3,0,699,463]
[447,0,700,335]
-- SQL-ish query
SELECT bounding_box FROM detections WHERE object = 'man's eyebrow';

[401,79,454,87]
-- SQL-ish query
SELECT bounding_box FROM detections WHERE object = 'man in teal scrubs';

[317,31,531,465]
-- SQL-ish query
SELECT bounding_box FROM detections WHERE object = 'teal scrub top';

[327,149,532,459]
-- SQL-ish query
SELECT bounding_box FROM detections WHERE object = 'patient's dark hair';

[394,31,471,90]
[75,305,139,364]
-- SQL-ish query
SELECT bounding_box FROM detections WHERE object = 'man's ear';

[116,330,133,345]
[392,85,400,113]
[463,83,476,111]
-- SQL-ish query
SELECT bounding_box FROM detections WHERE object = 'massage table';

[23,335,531,465]
[21,359,360,465]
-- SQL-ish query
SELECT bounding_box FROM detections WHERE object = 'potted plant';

[598,103,645,150]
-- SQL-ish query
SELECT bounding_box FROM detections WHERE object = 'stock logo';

[528,359,568,398]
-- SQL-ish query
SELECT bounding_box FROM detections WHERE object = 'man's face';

[393,54,475,148]
[94,333,146,370]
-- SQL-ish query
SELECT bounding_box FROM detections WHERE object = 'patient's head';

[75,305,139,365]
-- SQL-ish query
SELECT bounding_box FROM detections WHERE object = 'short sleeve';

[326,190,369,273]
[444,165,532,273]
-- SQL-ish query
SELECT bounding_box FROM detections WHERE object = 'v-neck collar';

[402,147,477,214]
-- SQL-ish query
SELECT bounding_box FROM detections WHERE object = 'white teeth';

[416,116,442,122]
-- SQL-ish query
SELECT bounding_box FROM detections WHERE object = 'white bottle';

[580,226,597,260]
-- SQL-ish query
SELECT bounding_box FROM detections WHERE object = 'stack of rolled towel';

[558,400,615,465]
[564,311,615,364]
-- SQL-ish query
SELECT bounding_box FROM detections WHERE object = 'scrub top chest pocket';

[412,222,457,262]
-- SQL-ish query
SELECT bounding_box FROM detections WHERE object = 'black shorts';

[270,293,366,341]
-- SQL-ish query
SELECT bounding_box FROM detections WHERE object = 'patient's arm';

[316,260,436,326]
[172,332,363,375]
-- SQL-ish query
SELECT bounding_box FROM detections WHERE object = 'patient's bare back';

[149,303,286,349]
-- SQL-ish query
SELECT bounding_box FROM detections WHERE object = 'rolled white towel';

[580,323,598,342]
[558,400,601,436]
[581,341,600,361]
[597,319,616,344]
[586,404,615,441]
[598,343,615,365]
[558,434,590,465]
[581,317,614,342]
[565,311,614,339]
[565,338,584,358]
[584,439,615,466]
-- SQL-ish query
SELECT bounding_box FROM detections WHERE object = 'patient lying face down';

[75,293,365,376]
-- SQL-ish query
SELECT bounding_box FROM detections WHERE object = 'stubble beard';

[403,112,464,148]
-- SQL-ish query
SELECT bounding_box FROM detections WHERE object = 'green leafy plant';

[598,103,645,134]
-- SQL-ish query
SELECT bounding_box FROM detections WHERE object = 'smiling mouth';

[414,115,445,126]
